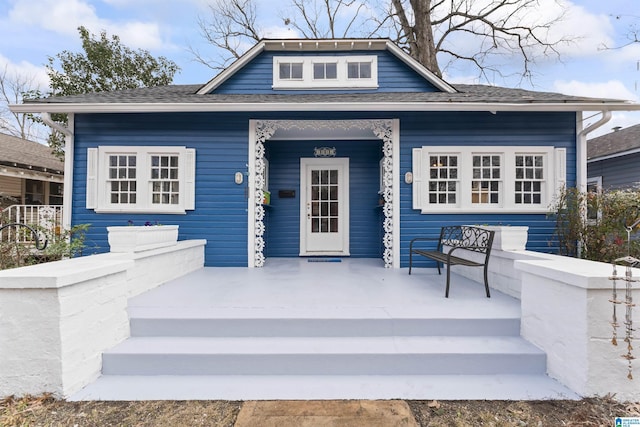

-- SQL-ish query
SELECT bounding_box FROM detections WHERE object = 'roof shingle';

[0,133,64,173]
[24,83,624,106]
[587,124,640,159]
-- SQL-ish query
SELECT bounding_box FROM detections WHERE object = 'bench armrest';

[410,237,440,251]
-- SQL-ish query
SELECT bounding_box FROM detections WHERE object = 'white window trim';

[412,146,565,214]
[272,55,378,89]
[87,146,195,214]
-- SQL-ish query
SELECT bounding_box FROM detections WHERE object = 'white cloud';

[553,79,638,101]
[8,0,166,50]
[0,54,49,90]
[546,0,613,57]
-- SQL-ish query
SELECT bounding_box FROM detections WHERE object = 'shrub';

[549,187,640,263]
[0,223,90,270]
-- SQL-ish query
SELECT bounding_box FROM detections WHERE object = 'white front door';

[300,158,350,256]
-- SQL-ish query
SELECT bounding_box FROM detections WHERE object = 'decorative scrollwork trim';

[252,119,395,268]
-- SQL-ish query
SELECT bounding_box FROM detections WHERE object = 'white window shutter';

[554,148,566,191]
[184,148,196,210]
[86,148,98,209]
[412,148,422,210]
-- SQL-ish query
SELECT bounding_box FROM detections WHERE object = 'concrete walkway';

[234,400,419,427]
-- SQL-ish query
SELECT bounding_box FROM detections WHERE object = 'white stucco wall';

[0,239,206,398]
[0,257,132,397]
[516,256,639,401]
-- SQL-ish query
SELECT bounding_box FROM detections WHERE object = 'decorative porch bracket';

[253,119,395,268]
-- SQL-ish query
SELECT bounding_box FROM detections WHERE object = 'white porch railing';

[0,205,64,243]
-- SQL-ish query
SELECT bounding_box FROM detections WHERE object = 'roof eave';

[10,101,640,114]
[588,146,640,163]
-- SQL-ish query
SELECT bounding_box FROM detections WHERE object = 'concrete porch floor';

[128,257,519,317]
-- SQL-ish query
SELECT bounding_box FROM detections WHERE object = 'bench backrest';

[439,226,495,255]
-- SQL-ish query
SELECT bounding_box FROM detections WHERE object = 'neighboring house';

[0,132,64,207]
[0,133,64,242]
[11,39,640,267]
[587,123,640,191]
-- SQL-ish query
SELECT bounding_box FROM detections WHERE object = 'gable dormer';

[197,39,456,95]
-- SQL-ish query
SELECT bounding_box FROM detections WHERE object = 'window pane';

[279,63,290,79]
[360,62,371,78]
[313,63,324,79]
[326,63,337,79]
[330,186,338,200]
[348,63,358,78]
[291,63,303,79]
[330,170,338,184]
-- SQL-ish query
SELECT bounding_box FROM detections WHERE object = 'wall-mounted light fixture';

[235,172,244,185]
[404,171,413,184]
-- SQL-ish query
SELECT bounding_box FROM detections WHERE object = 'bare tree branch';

[0,66,47,142]
[196,0,571,84]
[189,0,262,71]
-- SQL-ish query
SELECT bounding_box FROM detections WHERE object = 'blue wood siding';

[588,153,640,190]
[73,112,250,267]
[213,50,439,94]
[265,139,383,257]
[397,111,577,268]
[71,110,576,267]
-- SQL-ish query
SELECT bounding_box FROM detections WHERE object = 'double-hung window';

[313,62,337,80]
[347,61,372,79]
[412,146,565,213]
[87,146,196,213]
[279,61,303,80]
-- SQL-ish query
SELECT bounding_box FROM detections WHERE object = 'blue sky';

[1,0,639,137]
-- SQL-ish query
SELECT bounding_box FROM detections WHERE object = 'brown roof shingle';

[0,133,64,173]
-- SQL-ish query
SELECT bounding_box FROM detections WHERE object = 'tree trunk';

[409,0,441,76]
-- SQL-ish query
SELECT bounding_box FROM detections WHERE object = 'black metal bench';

[409,225,495,298]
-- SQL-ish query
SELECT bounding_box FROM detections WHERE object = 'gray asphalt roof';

[0,133,64,173]
[24,83,624,105]
[587,124,640,159]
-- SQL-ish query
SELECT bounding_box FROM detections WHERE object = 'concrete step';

[70,374,579,401]
[102,335,546,376]
[130,316,521,337]
[128,307,521,337]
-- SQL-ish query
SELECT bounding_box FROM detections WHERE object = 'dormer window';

[273,55,377,89]
[313,62,337,80]
[347,61,372,79]
[279,62,303,80]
